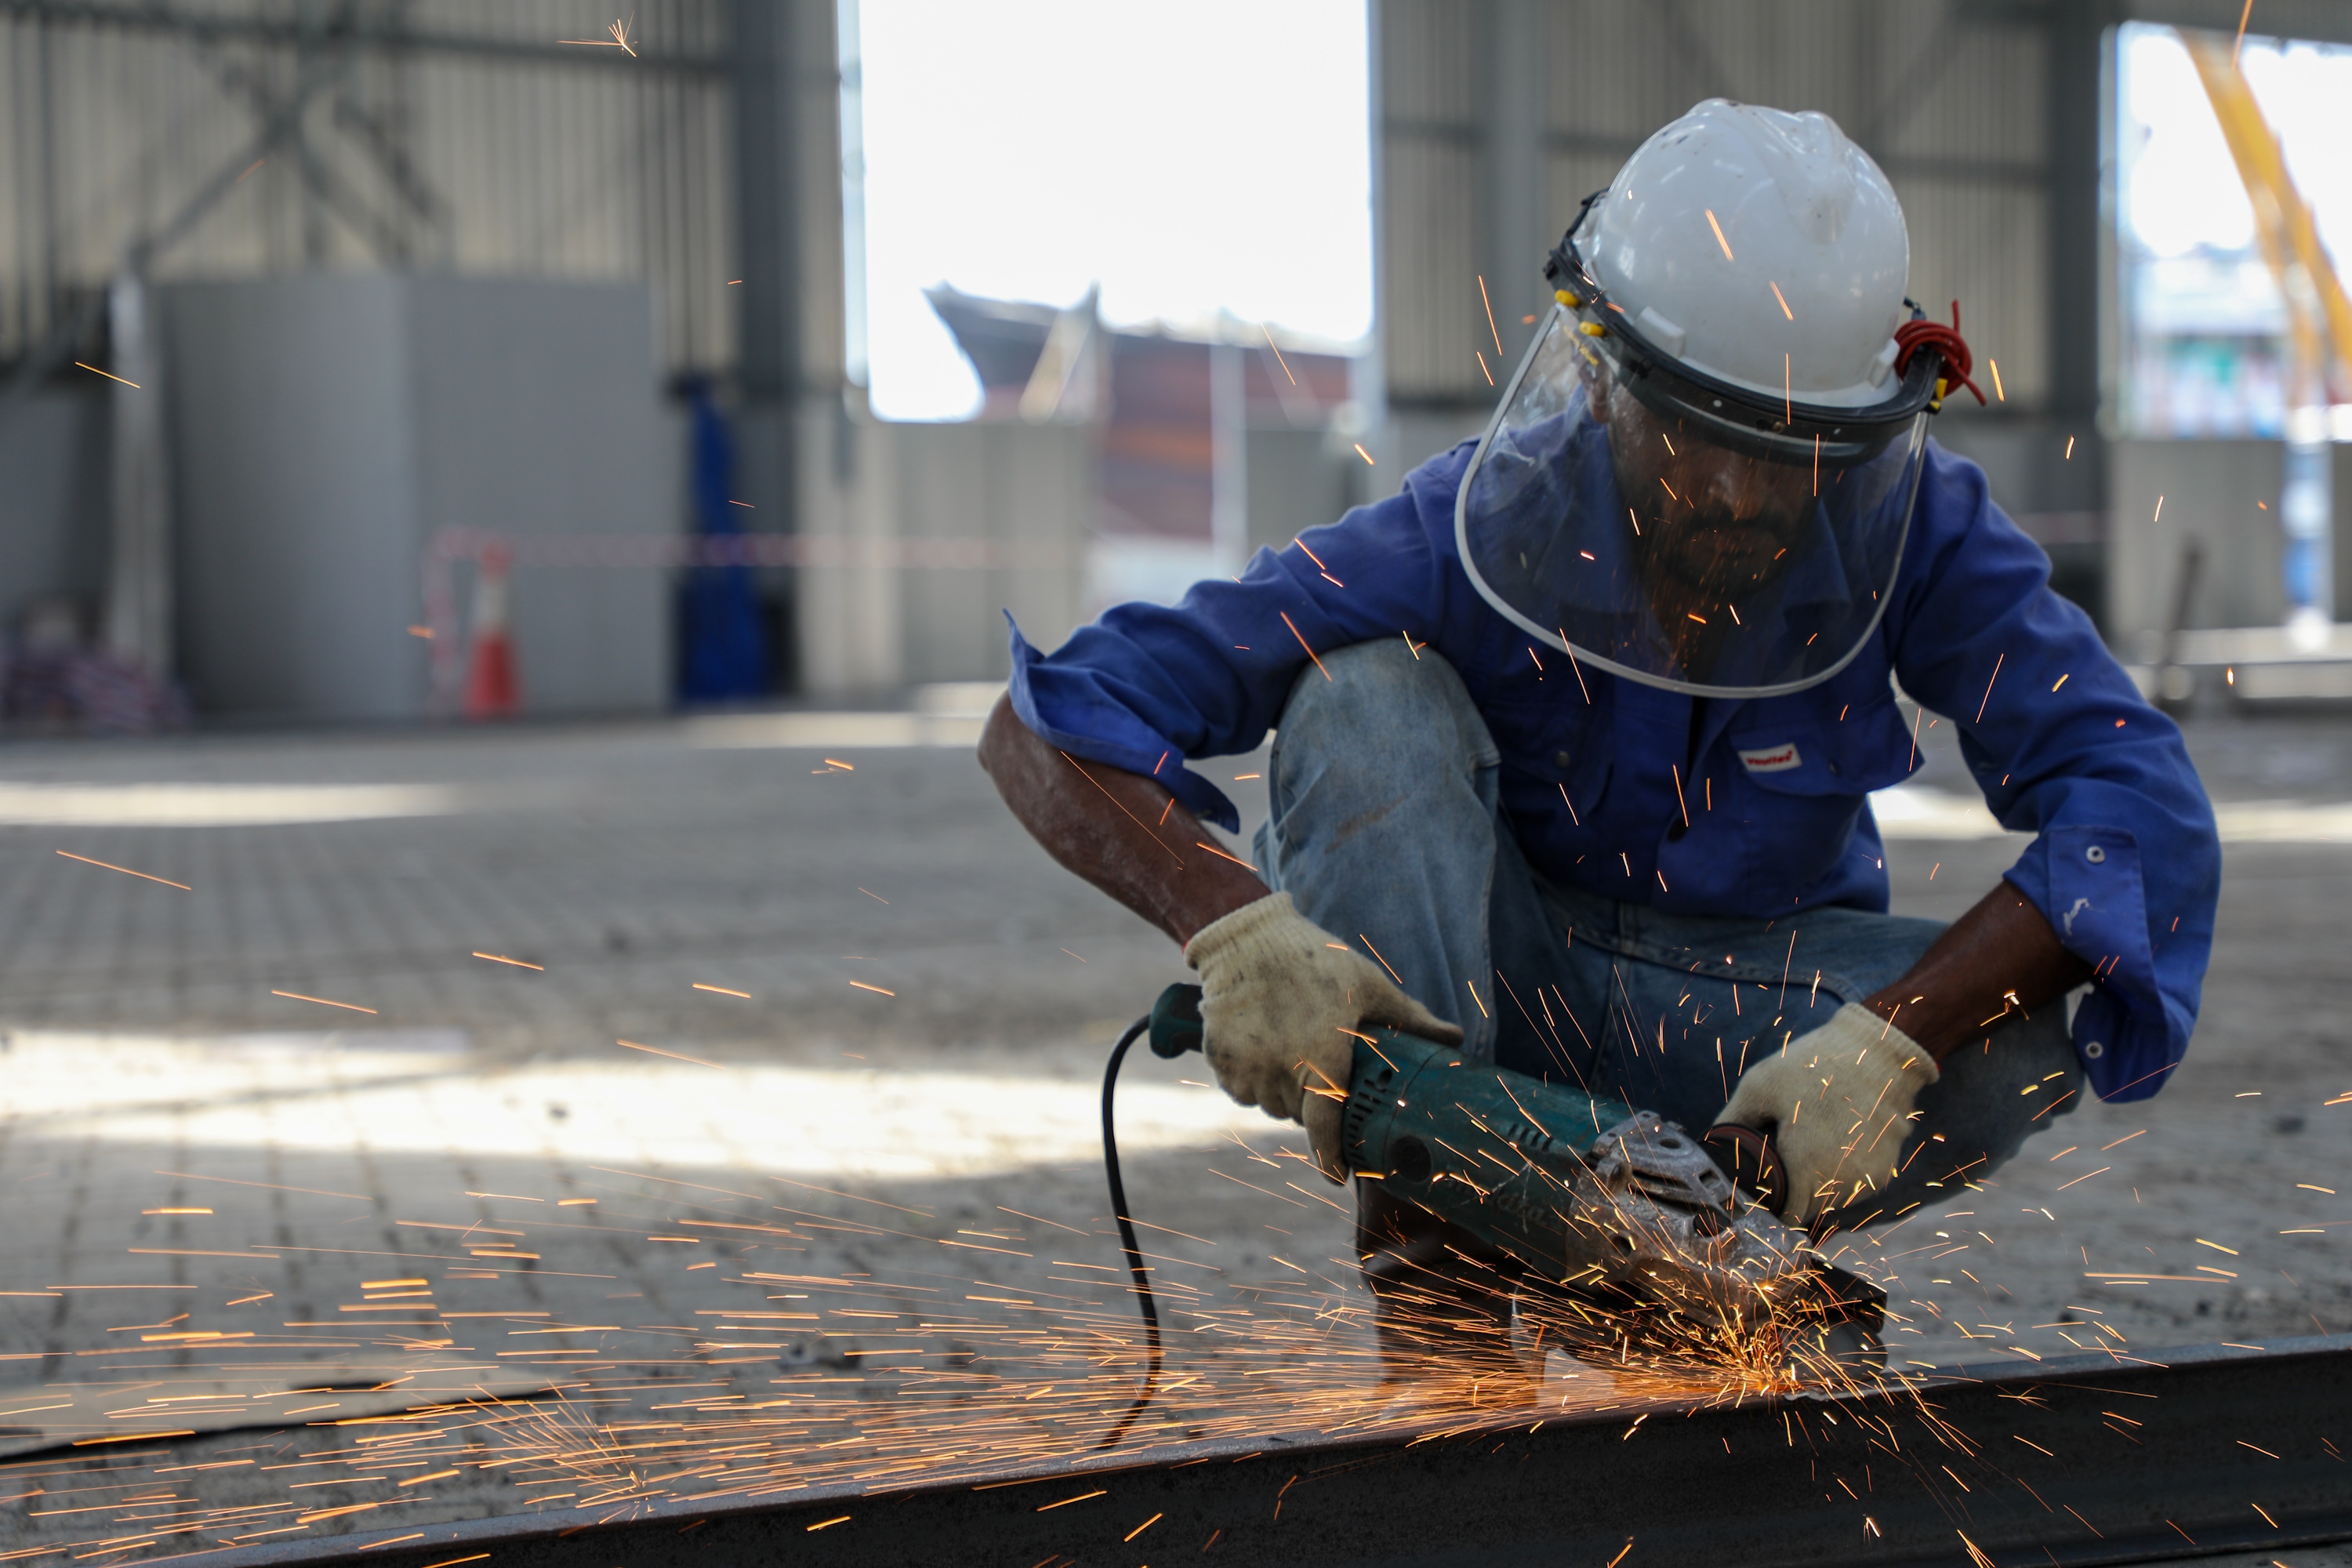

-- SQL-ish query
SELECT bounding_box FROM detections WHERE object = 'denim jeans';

[1250,640,2080,1350]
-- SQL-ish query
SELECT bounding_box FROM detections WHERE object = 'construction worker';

[978,101,2219,1368]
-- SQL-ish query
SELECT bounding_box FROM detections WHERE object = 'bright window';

[2114,22,2352,438]
[849,0,1372,421]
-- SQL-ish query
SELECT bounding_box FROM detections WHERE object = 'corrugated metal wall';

[1377,0,2052,416]
[0,0,735,377]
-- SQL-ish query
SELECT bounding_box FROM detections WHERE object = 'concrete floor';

[0,704,2345,1559]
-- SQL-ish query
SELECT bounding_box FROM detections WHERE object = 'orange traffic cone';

[463,543,521,720]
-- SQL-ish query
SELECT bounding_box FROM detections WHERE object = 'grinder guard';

[1338,1026,1883,1370]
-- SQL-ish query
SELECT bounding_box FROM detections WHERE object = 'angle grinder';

[1102,983,1885,1378]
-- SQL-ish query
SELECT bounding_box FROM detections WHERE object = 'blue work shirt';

[1007,438,2220,1103]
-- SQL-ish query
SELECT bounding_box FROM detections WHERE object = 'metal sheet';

[190,1334,2352,1568]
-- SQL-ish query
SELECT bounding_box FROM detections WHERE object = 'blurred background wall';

[5,0,2352,726]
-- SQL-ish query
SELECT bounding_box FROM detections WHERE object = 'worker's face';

[1592,368,1817,601]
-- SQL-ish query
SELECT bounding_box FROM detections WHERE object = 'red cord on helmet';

[1893,300,1985,407]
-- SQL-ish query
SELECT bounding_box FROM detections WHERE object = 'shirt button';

[2085,845,2107,864]
[1555,751,1573,768]
[2082,1040,2105,1059]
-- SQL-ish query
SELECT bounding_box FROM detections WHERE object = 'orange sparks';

[156,1169,368,1200]
[859,887,888,902]
[692,982,752,998]
[848,980,896,996]
[616,1038,721,1068]
[2051,673,2069,692]
[1475,349,1494,385]
[824,757,855,771]
[2234,0,2255,64]
[472,951,543,971]
[1193,839,1255,869]
[406,624,434,638]
[1352,442,1374,465]
[1989,358,2006,401]
[1768,280,1794,320]
[1279,610,1331,681]
[1261,325,1297,385]
[558,16,636,53]
[1036,1489,1107,1512]
[1477,274,1503,354]
[1705,208,1734,261]
[235,158,267,183]
[1057,751,1185,866]
[1976,652,2005,722]
[141,1207,212,1215]
[74,361,140,388]
[56,850,189,890]
[804,1519,850,1534]
[270,989,377,1014]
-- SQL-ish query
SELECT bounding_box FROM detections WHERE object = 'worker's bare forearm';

[1863,881,2092,1062]
[976,695,1269,947]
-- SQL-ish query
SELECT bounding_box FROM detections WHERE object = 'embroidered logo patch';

[1738,742,1802,773]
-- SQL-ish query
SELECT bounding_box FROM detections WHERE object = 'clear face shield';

[1455,220,1949,699]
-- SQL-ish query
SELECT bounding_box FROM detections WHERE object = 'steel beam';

[190,1334,2352,1568]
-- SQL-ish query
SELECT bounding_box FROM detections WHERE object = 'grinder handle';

[1148,982,1205,1059]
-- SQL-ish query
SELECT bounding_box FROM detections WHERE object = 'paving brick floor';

[0,706,2343,1559]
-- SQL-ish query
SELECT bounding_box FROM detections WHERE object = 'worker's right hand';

[1182,891,1462,1184]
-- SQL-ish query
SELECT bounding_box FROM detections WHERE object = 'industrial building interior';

[0,2,2348,1564]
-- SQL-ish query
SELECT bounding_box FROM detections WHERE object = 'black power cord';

[1094,1011,1160,1450]
[1101,1011,1163,1357]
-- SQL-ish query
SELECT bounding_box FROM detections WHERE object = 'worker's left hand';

[1714,1003,1939,1226]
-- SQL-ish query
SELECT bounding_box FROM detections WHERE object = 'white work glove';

[1715,1002,1940,1226]
[1183,891,1461,1183]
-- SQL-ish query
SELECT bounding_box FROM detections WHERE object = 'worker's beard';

[1642,505,1807,600]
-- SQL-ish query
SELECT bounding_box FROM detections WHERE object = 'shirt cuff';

[1004,612,1243,830]
[2004,826,2179,1102]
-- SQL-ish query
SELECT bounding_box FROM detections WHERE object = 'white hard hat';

[1581,100,1909,409]
[1450,101,1982,699]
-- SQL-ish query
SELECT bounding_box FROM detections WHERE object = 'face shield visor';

[1455,210,1951,699]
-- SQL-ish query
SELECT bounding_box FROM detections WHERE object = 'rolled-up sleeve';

[1007,474,1455,832]
[1890,446,2220,1102]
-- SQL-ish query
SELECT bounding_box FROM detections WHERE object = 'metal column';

[1482,0,1551,365]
